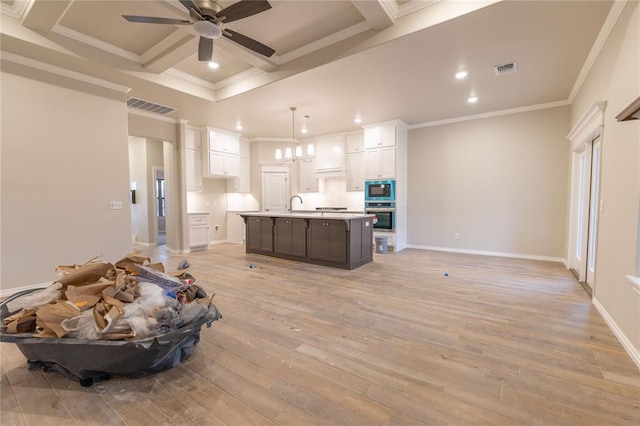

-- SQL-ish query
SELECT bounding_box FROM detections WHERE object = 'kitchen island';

[239,212,374,269]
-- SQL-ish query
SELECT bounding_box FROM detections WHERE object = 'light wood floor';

[2,244,639,425]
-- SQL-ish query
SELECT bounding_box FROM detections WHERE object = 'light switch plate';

[109,201,123,210]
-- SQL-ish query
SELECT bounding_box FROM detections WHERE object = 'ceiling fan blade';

[179,0,203,16]
[216,0,272,23]
[223,29,275,57]
[198,36,214,61]
[122,15,192,25]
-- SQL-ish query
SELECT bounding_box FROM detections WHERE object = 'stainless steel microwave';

[364,180,395,201]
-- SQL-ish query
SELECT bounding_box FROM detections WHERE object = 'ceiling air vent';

[127,97,175,115]
[494,61,517,76]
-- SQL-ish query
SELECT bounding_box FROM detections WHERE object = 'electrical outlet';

[214,224,220,232]
[454,233,460,240]
[109,201,123,210]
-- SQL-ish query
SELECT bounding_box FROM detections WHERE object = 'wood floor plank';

[1,244,638,425]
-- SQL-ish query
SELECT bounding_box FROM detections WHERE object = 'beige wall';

[407,106,571,259]
[128,136,149,244]
[128,113,177,143]
[1,71,131,291]
[571,1,639,360]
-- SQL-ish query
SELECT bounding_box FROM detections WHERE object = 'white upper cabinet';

[346,151,365,191]
[202,127,240,178]
[314,133,345,174]
[364,126,395,149]
[185,126,202,192]
[298,156,319,193]
[346,130,364,153]
[345,130,364,191]
[227,139,251,193]
[365,146,396,179]
[364,124,397,179]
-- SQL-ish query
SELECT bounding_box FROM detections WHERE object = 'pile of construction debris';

[2,253,216,341]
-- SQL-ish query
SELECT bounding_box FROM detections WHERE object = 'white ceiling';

[0,0,614,139]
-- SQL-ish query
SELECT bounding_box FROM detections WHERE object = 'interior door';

[262,170,289,212]
[568,134,601,293]
[585,137,602,288]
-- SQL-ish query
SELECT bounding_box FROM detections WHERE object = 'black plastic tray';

[0,288,221,386]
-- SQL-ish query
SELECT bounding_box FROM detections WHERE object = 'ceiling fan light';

[208,61,219,69]
[194,20,222,39]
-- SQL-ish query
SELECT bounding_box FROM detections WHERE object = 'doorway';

[154,167,166,246]
[128,136,172,247]
[261,166,289,212]
[568,134,602,295]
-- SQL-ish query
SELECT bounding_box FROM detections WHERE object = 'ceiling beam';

[351,0,395,30]
[21,0,74,33]
[215,37,278,71]
[141,30,198,73]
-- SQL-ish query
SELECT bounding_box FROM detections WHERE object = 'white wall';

[1,70,131,291]
[571,1,640,363]
[407,106,571,259]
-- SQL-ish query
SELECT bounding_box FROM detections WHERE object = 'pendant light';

[275,107,314,164]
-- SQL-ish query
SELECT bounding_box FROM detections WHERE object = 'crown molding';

[568,0,628,103]
[409,100,569,129]
[1,51,130,93]
[0,0,31,19]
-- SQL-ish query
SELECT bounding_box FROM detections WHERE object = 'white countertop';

[238,211,374,220]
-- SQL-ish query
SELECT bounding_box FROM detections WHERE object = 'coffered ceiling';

[0,0,616,139]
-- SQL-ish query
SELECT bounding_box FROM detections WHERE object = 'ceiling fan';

[122,0,275,61]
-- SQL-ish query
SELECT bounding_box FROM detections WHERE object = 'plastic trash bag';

[6,283,62,313]
[61,310,101,340]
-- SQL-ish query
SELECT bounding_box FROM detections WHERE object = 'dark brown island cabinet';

[240,213,374,269]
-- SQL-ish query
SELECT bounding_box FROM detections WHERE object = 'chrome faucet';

[289,195,303,211]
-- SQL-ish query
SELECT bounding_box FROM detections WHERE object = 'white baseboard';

[134,241,154,247]
[592,297,640,370]
[405,244,564,263]
[0,281,52,298]
[208,239,229,245]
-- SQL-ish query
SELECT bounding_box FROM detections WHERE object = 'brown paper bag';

[65,281,114,311]
[4,308,38,334]
[56,262,116,291]
[114,253,151,270]
[34,301,81,338]
[93,302,123,334]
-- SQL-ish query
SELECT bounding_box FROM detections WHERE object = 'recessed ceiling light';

[301,127,308,134]
[208,61,219,69]
[354,116,362,124]
[235,122,243,130]
[455,71,468,79]
[468,96,478,103]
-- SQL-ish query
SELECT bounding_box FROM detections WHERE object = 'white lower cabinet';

[188,213,209,250]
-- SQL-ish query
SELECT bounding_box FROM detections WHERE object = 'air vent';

[494,61,517,76]
[127,97,175,115]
